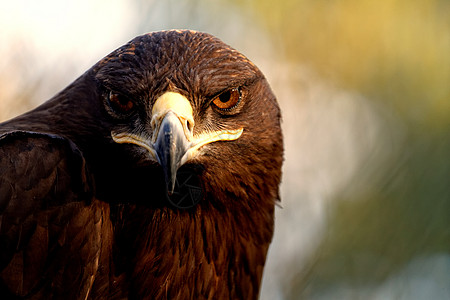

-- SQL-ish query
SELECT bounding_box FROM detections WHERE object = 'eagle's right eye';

[107,91,135,116]
[212,87,241,111]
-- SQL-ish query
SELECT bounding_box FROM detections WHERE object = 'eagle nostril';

[186,119,194,134]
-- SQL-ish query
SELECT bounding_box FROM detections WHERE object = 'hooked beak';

[111,91,243,194]
[153,111,190,193]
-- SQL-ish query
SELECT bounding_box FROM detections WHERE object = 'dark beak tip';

[164,168,204,210]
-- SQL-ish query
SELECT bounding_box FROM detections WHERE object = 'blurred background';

[1,0,449,299]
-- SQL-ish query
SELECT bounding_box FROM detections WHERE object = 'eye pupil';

[219,91,231,103]
[212,88,241,111]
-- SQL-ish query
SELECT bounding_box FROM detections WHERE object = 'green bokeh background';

[244,0,450,297]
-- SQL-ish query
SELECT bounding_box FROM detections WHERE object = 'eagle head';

[72,30,283,210]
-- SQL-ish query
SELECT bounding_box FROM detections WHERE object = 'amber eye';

[108,91,134,115]
[212,88,241,111]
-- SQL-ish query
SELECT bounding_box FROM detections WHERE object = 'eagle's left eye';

[212,88,241,111]
[107,91,135,115]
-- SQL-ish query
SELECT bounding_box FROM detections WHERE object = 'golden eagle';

[0,30,283,299]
